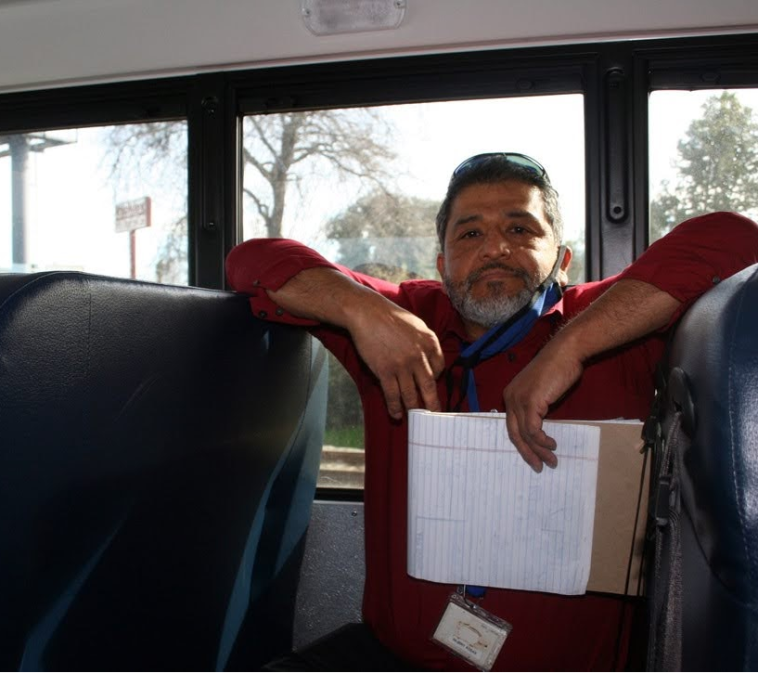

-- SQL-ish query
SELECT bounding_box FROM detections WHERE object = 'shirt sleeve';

[616,211,758,324]
[225,237,404,327]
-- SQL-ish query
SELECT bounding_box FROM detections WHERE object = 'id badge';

[431,592,512,671]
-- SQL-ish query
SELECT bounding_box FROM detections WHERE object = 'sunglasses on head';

[451,152,550,182]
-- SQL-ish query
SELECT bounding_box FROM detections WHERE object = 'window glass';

[649,89,758,242]
[0,122,188,283]
[241,95,585,488]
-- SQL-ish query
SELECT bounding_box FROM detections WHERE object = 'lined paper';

[407,409,600,595]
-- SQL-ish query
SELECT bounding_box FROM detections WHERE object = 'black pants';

[263,623,422,671]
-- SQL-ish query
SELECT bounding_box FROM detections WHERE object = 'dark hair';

[435,156,563,250]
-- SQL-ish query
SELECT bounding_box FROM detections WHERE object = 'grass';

[323,425,364,449]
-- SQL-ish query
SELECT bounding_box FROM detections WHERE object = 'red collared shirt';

[227,212,758,671]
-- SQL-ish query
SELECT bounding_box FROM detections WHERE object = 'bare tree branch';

[102,106,399,270]
[241,107,398,237]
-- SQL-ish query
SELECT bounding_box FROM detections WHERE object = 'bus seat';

[0,271,328,672]
[646,262,758,671]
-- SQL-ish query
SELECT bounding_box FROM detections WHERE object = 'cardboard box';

[557,420,649,595]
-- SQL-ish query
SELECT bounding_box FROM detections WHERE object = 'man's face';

[436,180,570,340]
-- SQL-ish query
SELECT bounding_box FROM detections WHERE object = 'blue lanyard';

[460,282,562,413]
[445,280,563,414]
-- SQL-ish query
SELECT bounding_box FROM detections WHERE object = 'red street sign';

[115,196,152,233]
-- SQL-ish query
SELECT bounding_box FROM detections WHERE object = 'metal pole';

[10,135,29,268]
[130,229,136,279]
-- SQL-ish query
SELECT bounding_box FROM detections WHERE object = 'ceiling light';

[301,0,407,36]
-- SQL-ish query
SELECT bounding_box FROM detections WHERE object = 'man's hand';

[348,299,445,420]
[503,341,583,472]
[267,266,444,419]
[503,278,680,472]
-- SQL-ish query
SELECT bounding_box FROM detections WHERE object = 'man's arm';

[226,239,444,419]
[504,211,758,472]
[267,267,444,419]
[504,279,678,471]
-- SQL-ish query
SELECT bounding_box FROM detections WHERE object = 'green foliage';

[326,189,441,279]
[323,424,365,449]
[325,351,364,442]
[650,92,758,240]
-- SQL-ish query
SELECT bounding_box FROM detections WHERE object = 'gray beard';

[443,264,541,330]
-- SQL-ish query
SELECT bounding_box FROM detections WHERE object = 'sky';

[2,88,758,281]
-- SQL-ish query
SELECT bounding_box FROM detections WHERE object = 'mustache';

[466,262,529,286]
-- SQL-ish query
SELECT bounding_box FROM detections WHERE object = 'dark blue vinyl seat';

[0,271,328,671]
[648,263,758,670]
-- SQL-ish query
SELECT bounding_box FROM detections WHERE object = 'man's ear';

[436,252,446,288]
[556,245,573,286]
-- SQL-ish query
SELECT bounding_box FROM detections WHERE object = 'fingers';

[417,341,444,412]
[502,344,584,472]
[504,387,558,473]
[380,350,443,420]
[416,368,442,412]
[352,304,444,420]
[506,411,557,472]
[380,377,404,421]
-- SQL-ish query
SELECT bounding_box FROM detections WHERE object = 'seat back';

[0,271,327,671]
[646,263,758,670]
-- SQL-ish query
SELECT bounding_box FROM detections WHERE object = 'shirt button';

[253,279,261,287]
[275,308,284,316]
[258,310,267,318]
[712,275,721,284]
[507,352,517,362]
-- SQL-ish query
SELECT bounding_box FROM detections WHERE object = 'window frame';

[2,33,758,500]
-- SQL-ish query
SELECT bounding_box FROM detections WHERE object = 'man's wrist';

[547,321,593,364]
[341,286,395,336]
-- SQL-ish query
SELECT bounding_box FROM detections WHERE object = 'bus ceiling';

[0,0,757,94]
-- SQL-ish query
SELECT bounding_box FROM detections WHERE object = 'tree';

[154,215,188,285]
[563,234,585,285]
[104,109,398,277]
[242,110,397,238]
[104,121,189,283]
[650,92,758,240]
[325,189,440,279]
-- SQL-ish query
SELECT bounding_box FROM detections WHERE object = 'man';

[226,153,758,670]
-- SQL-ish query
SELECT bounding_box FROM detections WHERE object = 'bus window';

[0,122,188,282]
[649,89,758,243]
[241,95,585,488]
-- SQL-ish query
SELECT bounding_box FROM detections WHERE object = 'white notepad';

[407,409,600,596]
